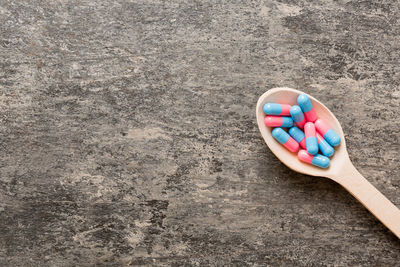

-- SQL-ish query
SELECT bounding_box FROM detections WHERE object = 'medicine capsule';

[316,132,334,157]
[314,119,341,147]
[297,94,317,122]
[272,128,299,152]
[304,122,318,155]
[288,126,307,149]
[264,116,293,128]
[290,105,306,129]
[298,150,330,168]
[263,103,292,116]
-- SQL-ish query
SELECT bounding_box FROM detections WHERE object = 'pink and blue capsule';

[316,133,334,157]
[315,119,341,147]
[290,105,306,129]
[288,126,307,149]
[304,122,318,155]
[272,128,299,153]
[297,94,318,122]
[263,103,292,116]
[264,116,293,128]
[298,150,330,168]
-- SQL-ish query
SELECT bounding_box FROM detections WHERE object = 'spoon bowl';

[256,87,348,180]
[256,87,400,238]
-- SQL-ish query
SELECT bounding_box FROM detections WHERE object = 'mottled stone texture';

[0,0,399,266]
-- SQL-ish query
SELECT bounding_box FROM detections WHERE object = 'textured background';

[0,0,399,266]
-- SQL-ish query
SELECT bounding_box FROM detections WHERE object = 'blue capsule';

[272,127,289,144]
[304,122,318,155]
[324,129,341,147]
[297,94,313,112]
[264,116,294,128]
[312,154,330,168]
[316,133,334,157]
[288,127,306,149]
[290,105,305,122]
[298,150,330,168]
[272,128,299,152]
[306,137,318,155]
[263,103,291,116]
[297,94,317,122]
[315,119,341,147]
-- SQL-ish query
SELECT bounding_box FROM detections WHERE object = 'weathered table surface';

[0,1,399,266]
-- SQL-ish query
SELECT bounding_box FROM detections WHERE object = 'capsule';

[297,94,317,122]
[290,105,306,129]
[263,103,292,116]
[316,133,334,157]
[264,116,293,128]
[298,150,330,168]
[288,126,306,149]
[272,128,299,153]
[304,122,318,155]
[315,119,341,147]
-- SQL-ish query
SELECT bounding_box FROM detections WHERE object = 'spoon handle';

[336,163,400,238]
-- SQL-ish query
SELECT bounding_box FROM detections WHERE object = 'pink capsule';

[316,132,334,157]
[263,103,292,116]
[314,119,330,135]
[288,126,307,149]
[304,122,316,137]
[298,149,314,164]
[280,105,292,116]
[298,150,330,168]
[284,137,300,153]
[297,94,318,122]
[290,105,306,129]
[264,116,293,128]
[304,122,318,155]
[304,110,317,122]
[295,119,306,129]
[272,128,299,152]
[299,137,306,149]
[315,119,341,147]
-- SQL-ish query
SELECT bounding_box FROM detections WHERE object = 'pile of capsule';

[263,94,341,168]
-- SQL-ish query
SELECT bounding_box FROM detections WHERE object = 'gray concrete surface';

[0,0,399,266]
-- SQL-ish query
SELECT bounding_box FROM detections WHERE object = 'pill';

[263,103,292,116]
[264,116,293,128]
[316,132,334,157]
[298,150,330,168]
[288,126,307,149]
[314,119,341,147]
[297,94,317,122]
[290,105,306,129]
[272,128,299,152]
[304,122,318,155]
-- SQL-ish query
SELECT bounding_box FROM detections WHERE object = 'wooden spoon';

[256,87,400,238]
